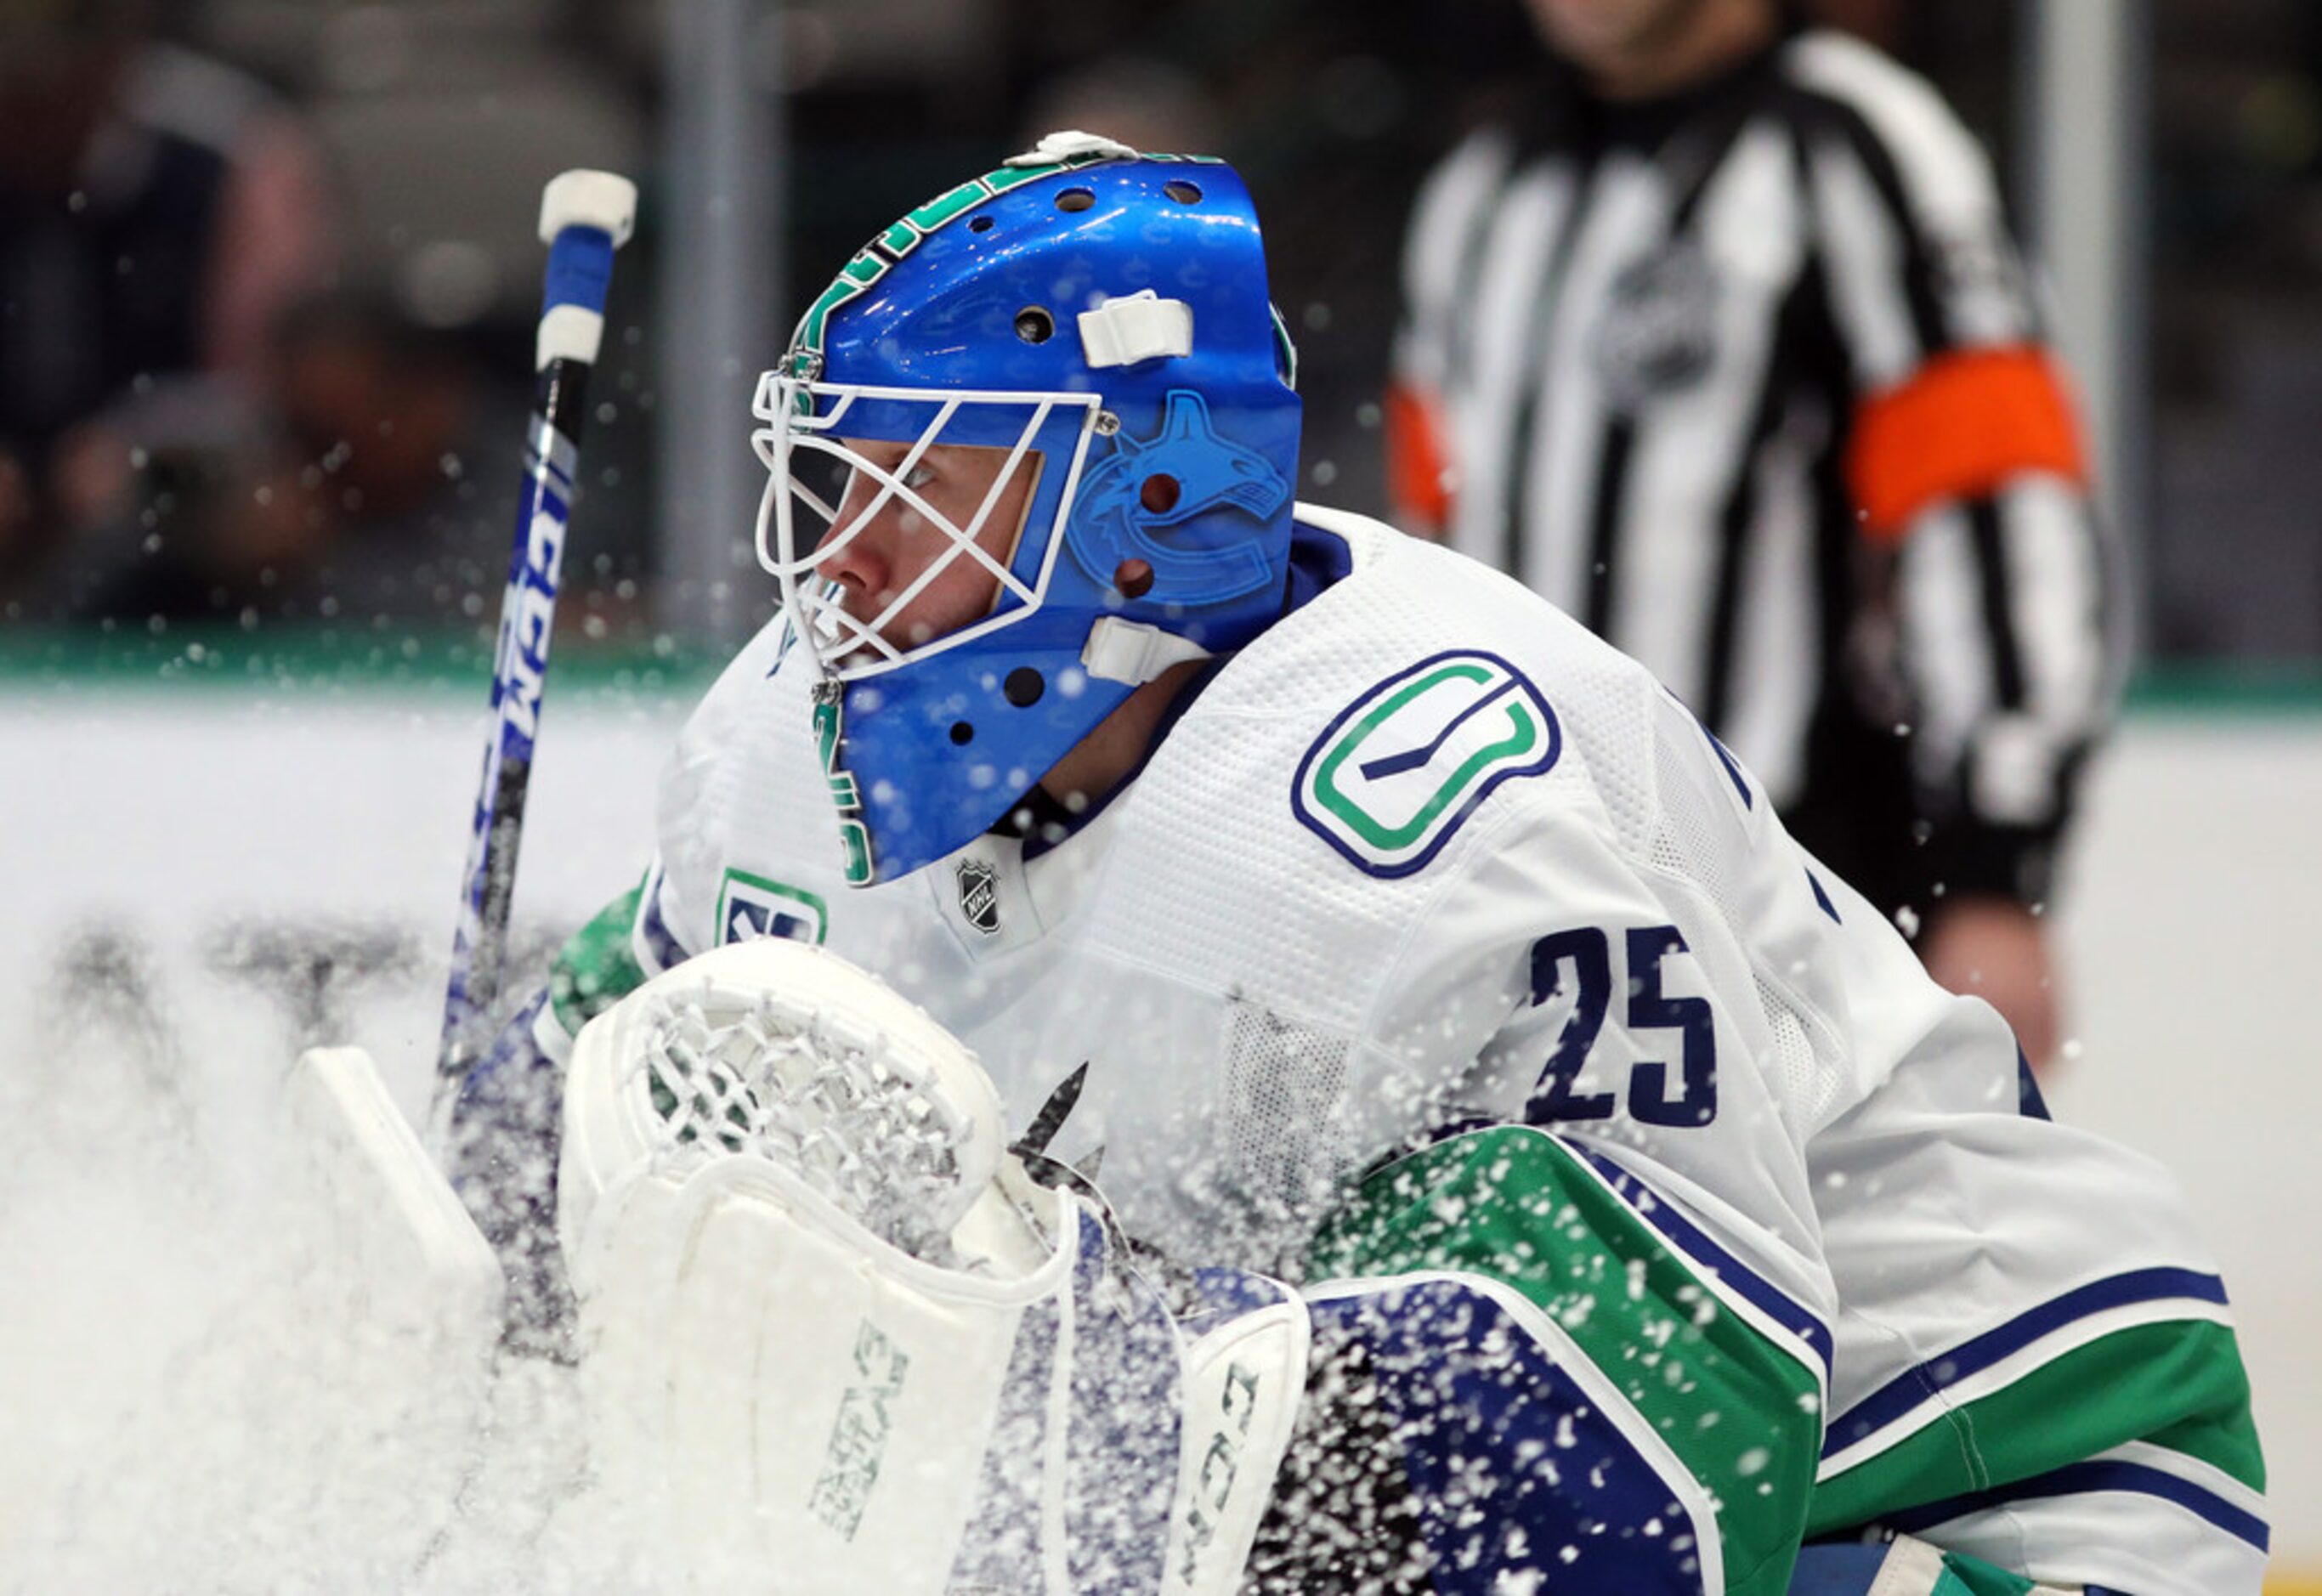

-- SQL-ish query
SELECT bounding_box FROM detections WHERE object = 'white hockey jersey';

[614,507,2261,1593]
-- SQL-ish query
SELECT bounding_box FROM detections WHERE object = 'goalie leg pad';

[1166,1273,1312,1596]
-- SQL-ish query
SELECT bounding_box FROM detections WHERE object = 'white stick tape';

[540,169,638,246]
[538,303,608,371]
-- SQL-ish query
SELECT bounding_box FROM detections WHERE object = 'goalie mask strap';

[1082,616,1214,685]
[1078,290,1195,371]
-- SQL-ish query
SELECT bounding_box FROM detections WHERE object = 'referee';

[1389,0,2116,1065]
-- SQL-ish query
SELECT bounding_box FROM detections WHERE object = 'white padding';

[1083,615,1213,685]
[537,168,637,246]
[560,940,1207,1593]
[535,303,606,371]
[1866,1537,2080,1596]
[1866,1536,1949,1596]
[1167,1295,1311,1595]
[570,1140,1085,1591]
[1008,129,1139,167]
[1079,290,1194,369]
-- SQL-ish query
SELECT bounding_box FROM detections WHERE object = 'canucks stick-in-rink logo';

[955,857,1000,937]
[715,867,828,947]
[1293,650,1561,878]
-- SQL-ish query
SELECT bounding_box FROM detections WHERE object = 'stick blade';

[291,1046,506,1334]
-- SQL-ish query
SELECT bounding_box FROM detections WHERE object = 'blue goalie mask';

[755,133,1302,886]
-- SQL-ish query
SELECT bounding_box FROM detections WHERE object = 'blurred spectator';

[54,290,503,626]
[0,0,335,615]
[1388,0,2117,1065]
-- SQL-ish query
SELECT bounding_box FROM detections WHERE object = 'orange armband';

[1846,346,2087,542]
[1385,378,1457,535]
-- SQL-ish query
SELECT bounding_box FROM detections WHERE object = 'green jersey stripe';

[1808,1317,2263,1535]
[2145,1406,2268,1502]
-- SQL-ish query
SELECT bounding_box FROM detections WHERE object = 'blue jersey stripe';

[1881,1457,2268,1553]
[1823,1266,2233,1457]
[1806,868,1840,923]
[1566,1141,1834,1381]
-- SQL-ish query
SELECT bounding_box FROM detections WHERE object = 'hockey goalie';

[443,135,2265,1593]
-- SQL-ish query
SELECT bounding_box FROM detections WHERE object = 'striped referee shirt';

[1389,28,2115,915]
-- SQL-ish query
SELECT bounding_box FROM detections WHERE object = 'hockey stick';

[433,170,639,1127]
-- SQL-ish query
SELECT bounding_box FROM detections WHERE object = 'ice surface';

[0,966,655,1592]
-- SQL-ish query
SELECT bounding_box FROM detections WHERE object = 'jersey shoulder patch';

[715,866,830,948]
[1292,648,1560,878]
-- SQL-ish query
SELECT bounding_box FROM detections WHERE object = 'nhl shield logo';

[1594,242,1719,410]
[955,857,1001,936]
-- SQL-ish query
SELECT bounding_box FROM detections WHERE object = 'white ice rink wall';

[3,673,2316,1568]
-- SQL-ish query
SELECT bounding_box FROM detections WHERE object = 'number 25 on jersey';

[1525,925,1718,1129]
